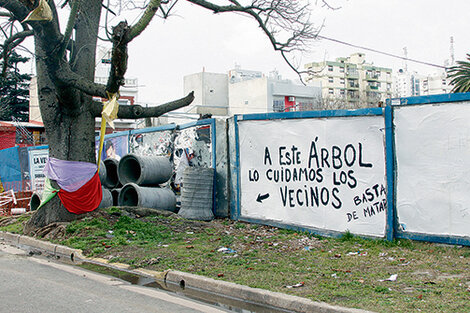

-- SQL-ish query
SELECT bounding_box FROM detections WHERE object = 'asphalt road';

[0,244,228,313]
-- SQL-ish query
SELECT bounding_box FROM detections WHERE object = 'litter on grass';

[218,247,237,254]
[379,274,398,282]
[284,282,304,288]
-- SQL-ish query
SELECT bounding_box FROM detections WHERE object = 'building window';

[340,78,345,84]
[244,100,249,105]
[273,100,284,112]
[339,67,345,73]
[442,80,447,85]
[339,89,345,95]
[328,88,334,95]
[328,65,333,72]
[387,83,391,90]
[377,82,381,88]
[328,77,334,83]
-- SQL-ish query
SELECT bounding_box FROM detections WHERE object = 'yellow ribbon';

[23,0,53,22]
[97,93,120,170]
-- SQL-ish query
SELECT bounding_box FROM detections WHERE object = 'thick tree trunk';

[24,43,98,233]
[24,1,102,233]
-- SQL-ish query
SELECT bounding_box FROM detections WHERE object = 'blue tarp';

[0,146,22,186]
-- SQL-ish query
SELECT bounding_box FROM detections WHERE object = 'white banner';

[238,116,387,237]
[29,148,49,192]
[395,102,470,237]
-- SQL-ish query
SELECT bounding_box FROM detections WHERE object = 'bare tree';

[0,0,322,230]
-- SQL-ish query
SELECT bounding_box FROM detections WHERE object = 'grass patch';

[1,209,469,313]
[0,214,31,233]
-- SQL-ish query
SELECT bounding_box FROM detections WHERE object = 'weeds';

[1,209,469,313]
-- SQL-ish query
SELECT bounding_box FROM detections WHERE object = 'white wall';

[394,102,470,237]
[237,115,387,237]
[29,76,42,123]
[183,72,228,115]
[228,77,268,115]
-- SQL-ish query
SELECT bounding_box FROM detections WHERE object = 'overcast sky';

[122,0,469,104]
[18,0,470,104]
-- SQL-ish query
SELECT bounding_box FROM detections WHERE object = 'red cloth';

[58,171,102,214]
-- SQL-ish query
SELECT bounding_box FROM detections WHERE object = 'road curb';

[0,231,20,245]
[0,231,373,313]
[1,231,85,262]
[165,270,371,313]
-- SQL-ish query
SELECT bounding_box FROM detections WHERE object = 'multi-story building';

[394,69,421,98]
[393,68,452,98]
[304,53,393,108]
[181,67,322,117]
[228,70,322,115]
[420,71,453,95]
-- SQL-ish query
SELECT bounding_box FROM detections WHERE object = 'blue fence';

[230,93,470,246]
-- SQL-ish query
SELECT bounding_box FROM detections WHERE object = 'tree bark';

[24,0,103,231]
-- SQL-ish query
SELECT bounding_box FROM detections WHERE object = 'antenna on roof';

[403,47,408,72]
[450,36,455,66]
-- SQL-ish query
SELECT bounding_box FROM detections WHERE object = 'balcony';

[347,92,360,100]
[346,71,359,78]
[347,82,359,90]
[366,73,379,80]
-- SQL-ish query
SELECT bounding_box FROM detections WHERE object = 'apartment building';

[394,69,421,98]
[304,53,393,108]
[394,68,452,98]
[420,71,453,95]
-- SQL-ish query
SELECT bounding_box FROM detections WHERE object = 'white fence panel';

[394,102,470,237]
[238,115,387,237]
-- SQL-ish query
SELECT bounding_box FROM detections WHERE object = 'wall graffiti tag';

[238,116,387,237]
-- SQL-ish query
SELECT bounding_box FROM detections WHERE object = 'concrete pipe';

[98,187,113,209]
[29,193,41,211]
[118,183,176,212]
[99,160,107,184]
[111,188,121,206]
[118,154,172,186]
[179,167,215,221]
[103,158,122,189]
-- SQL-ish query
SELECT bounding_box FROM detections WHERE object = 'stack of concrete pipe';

[99,159,114,208]
[99,153,176,212]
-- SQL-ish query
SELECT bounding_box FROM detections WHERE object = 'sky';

[16,0,470,105]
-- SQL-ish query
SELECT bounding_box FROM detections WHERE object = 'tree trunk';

[24,1,102,232]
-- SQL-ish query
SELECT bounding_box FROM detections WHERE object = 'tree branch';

[0,12,13,18]
[1,29,33,60]
[106,21,130,94]
[91,92,195,118]
[58,0,79,58]
[0,1,29,21]
[186,0,318,82]
[128,0,161,42]
[1,28,33,76]
[55,67,107,98]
